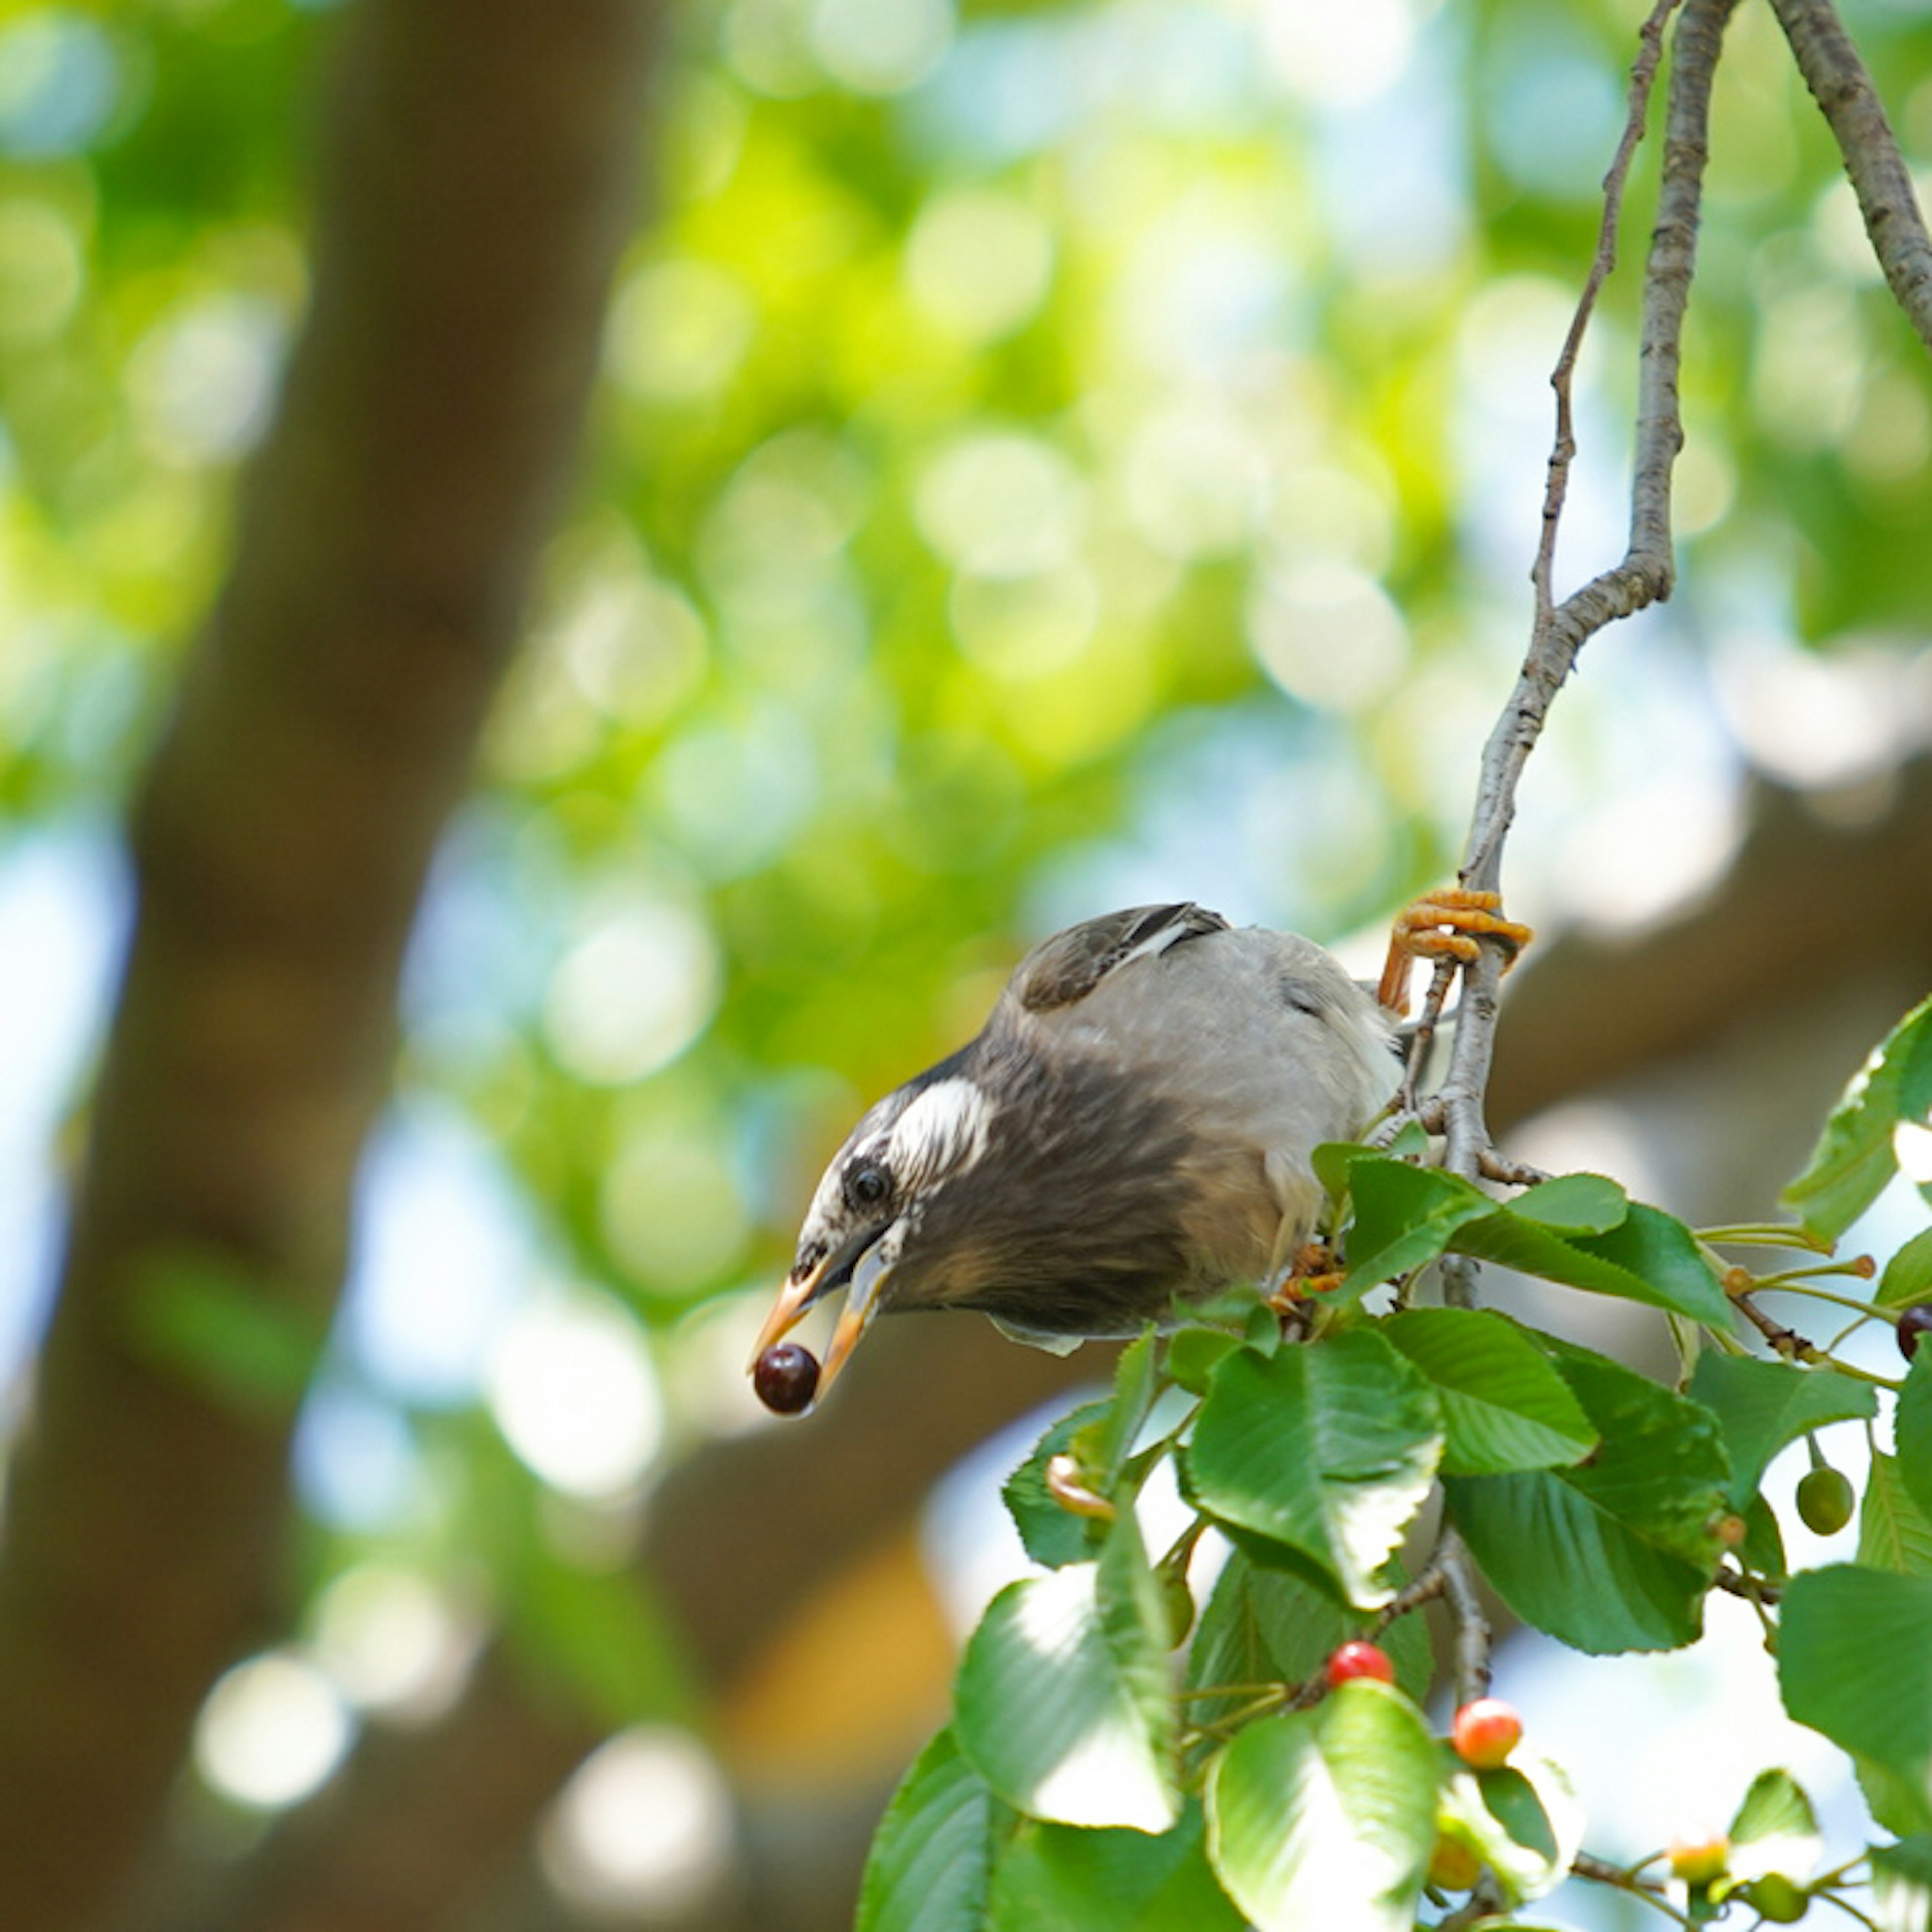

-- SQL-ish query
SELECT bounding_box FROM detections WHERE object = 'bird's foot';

[1377,888,1533,1014]
[1265,1241,1343,1317]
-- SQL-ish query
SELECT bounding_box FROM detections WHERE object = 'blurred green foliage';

[2,0,1930,1579]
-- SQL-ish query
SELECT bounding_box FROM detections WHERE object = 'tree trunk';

[0,3,659,1923]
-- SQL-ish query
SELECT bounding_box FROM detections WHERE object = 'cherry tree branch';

[1414,0,1739,1675]
[1768,0,1932,352]
[1436,0,1736,1175]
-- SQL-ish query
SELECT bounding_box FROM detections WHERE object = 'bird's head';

[749,1054,994,1403]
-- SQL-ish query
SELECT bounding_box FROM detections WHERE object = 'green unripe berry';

[1795,1466,1855,1536]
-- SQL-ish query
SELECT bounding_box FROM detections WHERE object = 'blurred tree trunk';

[0,2,659,1925]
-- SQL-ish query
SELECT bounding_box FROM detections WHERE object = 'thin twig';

[1768,0,1932,352]
[1398,958,1459,1111]
[1435,1525,1492,1705]
[1573,1850,1698,1926]
[1728,1292,1902,1384]
[1439,0,1736,1179]
[1533,0,1685,632]
[1370,1560,1450,1632]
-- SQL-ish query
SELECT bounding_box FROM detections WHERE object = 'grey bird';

[749,900,1467,1409]
[751,894,1530,1408]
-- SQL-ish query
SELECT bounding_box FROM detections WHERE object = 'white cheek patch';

[889,1076,992,1184]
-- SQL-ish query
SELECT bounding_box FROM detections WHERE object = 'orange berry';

[1452,1697,1523,1769]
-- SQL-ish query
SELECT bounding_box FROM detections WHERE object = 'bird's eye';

[843,1159,893,1214]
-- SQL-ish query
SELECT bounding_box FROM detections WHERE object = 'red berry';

[1326,1640,1396,1688]
[1898,1302,1932,1362]
[1452,1696,1523,1769]
[753,1341,820,1414]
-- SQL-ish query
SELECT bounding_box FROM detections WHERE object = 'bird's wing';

[1013,902,1231,1013]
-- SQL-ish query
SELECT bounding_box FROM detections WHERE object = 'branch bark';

[1439,0,1736,1171]
[1769,0,1932,352]
[0,2,658,1923]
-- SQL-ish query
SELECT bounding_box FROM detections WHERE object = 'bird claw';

[1264,1241,1342,1315]
[1377,888,1532,1014]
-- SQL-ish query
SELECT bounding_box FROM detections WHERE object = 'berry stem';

[1730,1292,1903,1388]
[1571,1850,1697,1926]
[1699,1221,1835,1253]
[1749,1269,1889,1311]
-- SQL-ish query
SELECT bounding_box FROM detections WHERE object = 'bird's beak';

[749,1226,896,1405]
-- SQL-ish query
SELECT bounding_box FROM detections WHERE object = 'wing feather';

[1013,902,1230,1012]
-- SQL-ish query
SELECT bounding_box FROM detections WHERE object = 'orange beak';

[748,1231,896,1408]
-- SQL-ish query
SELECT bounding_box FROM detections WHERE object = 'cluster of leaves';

[856,995,1932,1930]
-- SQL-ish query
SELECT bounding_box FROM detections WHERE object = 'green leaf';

[1687,1353,1878,1509]
[1899,1356,1932,1526]
[1446,1346,1729,1653]
[1436,1755,1584,1904]
[1312,1126,1425,1205]
[1721,1769,1820,1890]
[858,1729,1010,1932]
[955,1510,1179,1831]
[1339,1159,1491,1297]
[1453,1202,1736,1329]
[1783,993,1932,1239]
[1743,1493,1790,1584]
[1879,1226,1932,1309]
[1203,1682,1437,1932]
[1184,1553,1432,1709]
[1182,1331,1443,1608]
[1382,1308,1596,1475]
[1003,1401,1112,1569]
[1859,1453,1932,1576]
[1088,1328,1161,1479]
[1510,1172,1629,1234]
[1780,1565,1932,1836]
[1167,1326,1242,1397]
[987,1803,1243,1932]
[1871,1836,1932,1932]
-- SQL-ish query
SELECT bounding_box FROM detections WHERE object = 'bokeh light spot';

[1258,0,1415,108]
[915,431,1086,577]
[488,1286,664,1499]
[904,185,1054,341]
[194,1652,355,1811]
[541,1728,735,1921]
[546,895,722,1084]
[1247,561,1409,711]
[607,258,756,404]
[0,11,118,155]
[313,1563,478,1721]
[812,0,952,94]
[0,198,83,345]
[127,293,287,465]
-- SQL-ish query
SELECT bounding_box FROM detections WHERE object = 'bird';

[750,892,1528,1409]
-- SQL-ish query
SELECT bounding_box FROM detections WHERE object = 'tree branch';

[0,3,659,1924]
[1440,0,1736,1174]
[1768,0,1932,352]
